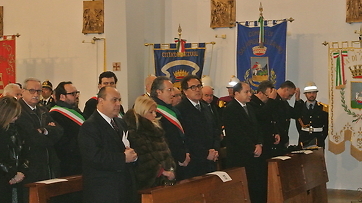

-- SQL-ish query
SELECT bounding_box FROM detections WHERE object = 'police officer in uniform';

[39,80,56,110]
[296,82,328,148]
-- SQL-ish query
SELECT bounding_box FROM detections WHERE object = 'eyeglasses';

[24,89,42,94]
[65,91,80,97]
[187,84,203,91]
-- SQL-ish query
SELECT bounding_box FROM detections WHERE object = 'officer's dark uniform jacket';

[296,101,328,148]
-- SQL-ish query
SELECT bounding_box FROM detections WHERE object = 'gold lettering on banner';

[162,51,199,58]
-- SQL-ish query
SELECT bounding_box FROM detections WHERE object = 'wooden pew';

[267,148,328,203]
[139,167,250,203]
[26,168,249,203]
[26,175,82,203]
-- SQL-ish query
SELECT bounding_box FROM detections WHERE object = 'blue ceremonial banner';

[237,21,287,90]
[154,43,206,88]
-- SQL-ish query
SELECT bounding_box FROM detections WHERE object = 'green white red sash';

[156,105,184,133]
[50,105,85,126]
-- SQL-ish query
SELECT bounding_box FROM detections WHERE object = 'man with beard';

[296,82,328,148]
[50,81,83,177]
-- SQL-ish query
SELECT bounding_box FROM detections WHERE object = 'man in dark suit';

[50,81,84,177]
[249,80,280,159]
[175,75,220,179]
[83,71,125,119]
[222,82,264,203]
[15,78,63,202]
[78,86,138,203]
[274,80,303,154]
[150,76,190,180]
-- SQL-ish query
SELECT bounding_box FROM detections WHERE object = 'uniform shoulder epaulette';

[317,102,329,112]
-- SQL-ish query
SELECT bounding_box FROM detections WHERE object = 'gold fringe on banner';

[327,42,362,161]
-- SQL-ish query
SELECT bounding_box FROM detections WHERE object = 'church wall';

[1,0,361,190]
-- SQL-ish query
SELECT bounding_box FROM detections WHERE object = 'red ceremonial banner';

[0,36,16,95]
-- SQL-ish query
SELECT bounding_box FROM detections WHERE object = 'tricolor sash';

[50,105,85,126]
[156,105,184,133]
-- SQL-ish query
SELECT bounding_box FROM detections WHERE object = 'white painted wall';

[1,0,361,190]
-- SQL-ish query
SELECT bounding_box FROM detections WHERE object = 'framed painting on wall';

[210,0,236,28]
[346,0,362,23]
[82,0,104,34]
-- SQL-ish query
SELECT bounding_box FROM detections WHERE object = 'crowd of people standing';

[0,71,328,203]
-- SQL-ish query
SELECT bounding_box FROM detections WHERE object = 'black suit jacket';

[49,101,83,176]
[175,98,220,178]
[222,99,263,168]
[15,99,63,184]
[78,111,136,203]
[274,94,303,147]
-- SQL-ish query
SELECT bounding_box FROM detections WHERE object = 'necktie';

[208,104,214,114]
[111,119,119,132]
[309,104,313,110]
[243,106,249,116]
[195,104,201,112]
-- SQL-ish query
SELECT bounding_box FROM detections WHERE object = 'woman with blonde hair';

[124,96,176,190]
[0,96,26,203]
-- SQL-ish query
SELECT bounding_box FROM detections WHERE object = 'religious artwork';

[210,0,236,28]
[328,41,362,161]
[346,0,362,23]
[82,1,104,34]
[0,6,3,36]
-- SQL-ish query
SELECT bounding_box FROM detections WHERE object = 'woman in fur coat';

[124,96,176,190]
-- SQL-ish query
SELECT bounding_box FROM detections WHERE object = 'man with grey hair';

[3,83,22,99]
[150,76,190,180]
[15,78,63,202]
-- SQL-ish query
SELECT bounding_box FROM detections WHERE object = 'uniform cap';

[201,75,213,88]
[42,80,53,89]
[227,75,240,88]
[303,81,318,93]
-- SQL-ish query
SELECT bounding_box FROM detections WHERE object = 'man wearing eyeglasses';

[274,80,303,154]
[175,75,220,179]
[150,76,190,180]
[15,78,63,202]
[49,82,83,178]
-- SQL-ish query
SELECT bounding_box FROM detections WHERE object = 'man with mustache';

[50,81,83,177]
[15,78,63,202]
[296,82,328,148]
